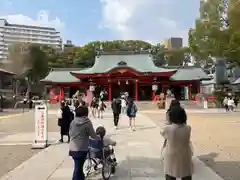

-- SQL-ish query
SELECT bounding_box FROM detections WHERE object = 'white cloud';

[1,11,65,33]
[99,0,188,45]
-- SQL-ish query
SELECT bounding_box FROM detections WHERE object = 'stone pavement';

[140,108,239,114]
[1,111,224,180]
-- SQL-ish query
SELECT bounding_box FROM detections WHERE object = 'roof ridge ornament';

[117,61,127,66]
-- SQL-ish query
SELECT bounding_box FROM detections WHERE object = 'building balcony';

[4,38,61,45]
[3,34,61,41]
[4,26,58,33]
[3,31,61,38]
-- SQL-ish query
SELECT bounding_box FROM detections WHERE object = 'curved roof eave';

[41,71,81,83]
[233,77,240,85]
[70,66,177,75]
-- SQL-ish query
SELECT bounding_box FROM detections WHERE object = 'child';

[90,97,98,117]
[98,100,107,119]
[89,126,117,165]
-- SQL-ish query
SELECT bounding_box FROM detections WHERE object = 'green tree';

[188,0,228,64]
[227,0,240,65]
[57,46,75,67]
[152,43,166,67]
[5,43,49,94]
[45,40,167,68]
[163,47,190,66]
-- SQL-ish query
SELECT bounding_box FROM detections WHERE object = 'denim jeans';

[72,151,88,180]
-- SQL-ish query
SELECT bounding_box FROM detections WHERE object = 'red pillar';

[59,86,65,101]
[152,91,156,101]
[108,83,112,101]
[162,85,166,94]
[84,85,87,96]
[188,85,192,100]
[197,82,200,93]
[135,80,138,101]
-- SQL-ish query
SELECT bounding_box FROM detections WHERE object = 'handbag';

[57,109,62,119]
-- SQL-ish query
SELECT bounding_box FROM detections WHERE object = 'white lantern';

[152,84,158,91]
[89,85,95,91]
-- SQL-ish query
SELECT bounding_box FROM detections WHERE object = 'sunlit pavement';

[0,111,223,180]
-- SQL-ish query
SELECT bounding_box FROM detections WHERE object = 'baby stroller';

[83,127,117,180]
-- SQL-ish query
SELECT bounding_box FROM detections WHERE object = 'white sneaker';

[132,127,135,131]
[114,126,118,129]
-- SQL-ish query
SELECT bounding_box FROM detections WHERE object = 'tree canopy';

[0,39,190,88]
[189,0,240,66]
[47,40,189,68]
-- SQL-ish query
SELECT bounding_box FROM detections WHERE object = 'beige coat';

[161,124,193,178]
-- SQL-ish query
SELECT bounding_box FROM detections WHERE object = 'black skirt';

[61,126,69,135]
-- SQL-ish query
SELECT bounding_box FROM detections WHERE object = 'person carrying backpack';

[126,98,138,131]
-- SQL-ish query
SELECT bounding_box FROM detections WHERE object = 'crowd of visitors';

[57,92,193,180]
[223,96,239,112]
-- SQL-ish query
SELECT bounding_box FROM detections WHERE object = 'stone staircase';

[180,100,202,109]
[135,101,158,110]
[104,101,157,111]
[47,100,202,111]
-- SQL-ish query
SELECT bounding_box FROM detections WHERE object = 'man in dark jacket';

[111,98,121,129]
[69,106,99,180]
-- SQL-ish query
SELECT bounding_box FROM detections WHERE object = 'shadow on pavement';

[111,156,163,179]
[0,109,30,117]
[118,124,157,131]
[198,152,240,180]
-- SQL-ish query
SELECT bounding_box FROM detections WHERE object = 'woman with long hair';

[161,106,193,180]
[58,101,74,143]
[166,99,181,125]
[126,98,138,131]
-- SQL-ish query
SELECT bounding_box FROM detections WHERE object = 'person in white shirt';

[121,98,127,114]
[227,97,235,112]
[223,97,228,112]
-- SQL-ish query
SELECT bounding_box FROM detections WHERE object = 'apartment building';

[0,19,62,62]
[164,37,183,49]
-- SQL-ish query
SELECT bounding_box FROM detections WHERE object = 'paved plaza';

[0,110,224,180]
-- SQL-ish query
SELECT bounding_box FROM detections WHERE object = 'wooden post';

[152,91,156,101]
[108,81,112,101]
[188,85,192,100]
[135,80,138,101]
[59,86,65,101]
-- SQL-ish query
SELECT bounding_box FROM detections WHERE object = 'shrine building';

[41,51,209,101]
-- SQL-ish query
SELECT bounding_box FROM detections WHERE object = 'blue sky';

[0,0,200,46]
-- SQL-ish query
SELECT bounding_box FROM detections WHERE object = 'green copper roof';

[0,68,16,75]
[71,54,176,74]
[170,67,209,81]
[233,77,240,84]
[201,74,216,85]
[41,69,80,83]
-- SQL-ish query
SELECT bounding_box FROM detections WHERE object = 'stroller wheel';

[101,157,112,180]
[83,158,97,177]
[83,158,92,177]
[111,166,116,174]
